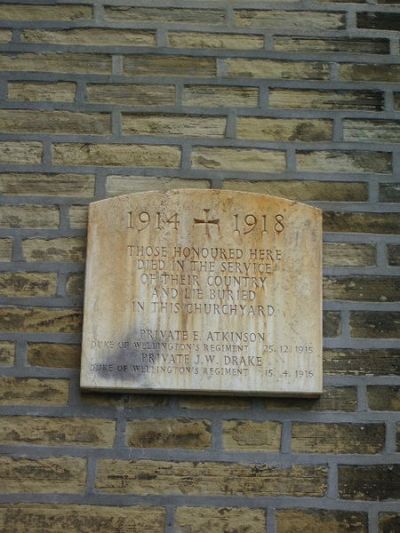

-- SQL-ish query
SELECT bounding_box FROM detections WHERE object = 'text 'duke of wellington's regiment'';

[81,189,322,396]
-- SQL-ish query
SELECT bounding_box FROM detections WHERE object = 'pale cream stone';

[81,190,322,396]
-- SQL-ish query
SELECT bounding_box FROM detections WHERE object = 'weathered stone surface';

[234,10,345,30]
[0,142,42,165]
[175,507,266,533]
[274,37,389,54]
[27,343,81,369]
[340,64,400,82]
[0,505,166,533]
[66,273,84,297]
[297,150,392,174]
[380,183,400,202]
[0,377,68,406]
[324,311,341,337]
[223,420,281,451]
[270,89,384,111]
[264,386,357,411]
[0,30,12,43]
[224,59,329,80]
[183,85,258,107]
[357,12,400,30]
[106,176,209,197]
[339,465,400,500]
[122,114,226,137]
[237,118,332,142]
[379,513,400,533]
[350,311,400,338]
[277,509,368,533]
[0,205,58,228]
[168,31,264,49]
[292,423,385,454]
[344,120,400,143]
[323,276,400,302]
[324,348,400,376]
[81,190,322,396]
[8,82,76,103]
[0,110,110,135]
[0,239,12,261]
[0,341,15,366]
[0,307,81,333]
[388,244,400,265]
[0,272,57,297]
[53,143,181,168]
[323,243,376,267]
[0,416,115,447]
[0,53,111,74]
[22,29,156,47]
[126,419,211,449]
[105,6,225,24]
[192,147,286,171]
[123,56,216,77]
[368,386,400,410]
[68,206,88,229]
[96,460,328,496]
[0,456,86,494]
[22,237,85,262]
[0,173,94,197]
[223,180,367,202]
[324,212,400,234]
[0,4,92,21]
[87,84,175,106]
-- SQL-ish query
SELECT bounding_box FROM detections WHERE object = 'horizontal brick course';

[191,147,286,172]
[269,89,384,111]
[339,465,400,500]
[96,460,328,496]
[0,272,57,297]
[126,418,212,449]
[223,420,282,451]
[276,509,368,533]
[27,343,81,369]
[0,173,94,197]
[0,307,81,333]
[223,180,367,202]
[0,377,69,406]
[22,29,157,47]
[53,143,181,168]
[8,82,76,103]
[0,456,86,494]
[122,114,227,138]
[0,416,115,447]
[324,349,400,376]
[224,59,330,80]
[0,4,92,21]
[176,507,266,532]
[0,110,111,135]
[22,237,86,262]
[0,505,166,533]
[0,53,112,74]
[292,423,385,454]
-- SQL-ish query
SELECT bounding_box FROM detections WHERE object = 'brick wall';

[0,1,399,531]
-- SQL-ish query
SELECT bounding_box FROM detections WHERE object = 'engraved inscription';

[81,189,322,396]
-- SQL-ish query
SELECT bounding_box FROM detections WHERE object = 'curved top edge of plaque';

[90,189,321,214]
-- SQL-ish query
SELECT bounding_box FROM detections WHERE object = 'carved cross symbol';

[194,209,220,237]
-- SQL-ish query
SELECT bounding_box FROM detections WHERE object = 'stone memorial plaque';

[81,189,322,396]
